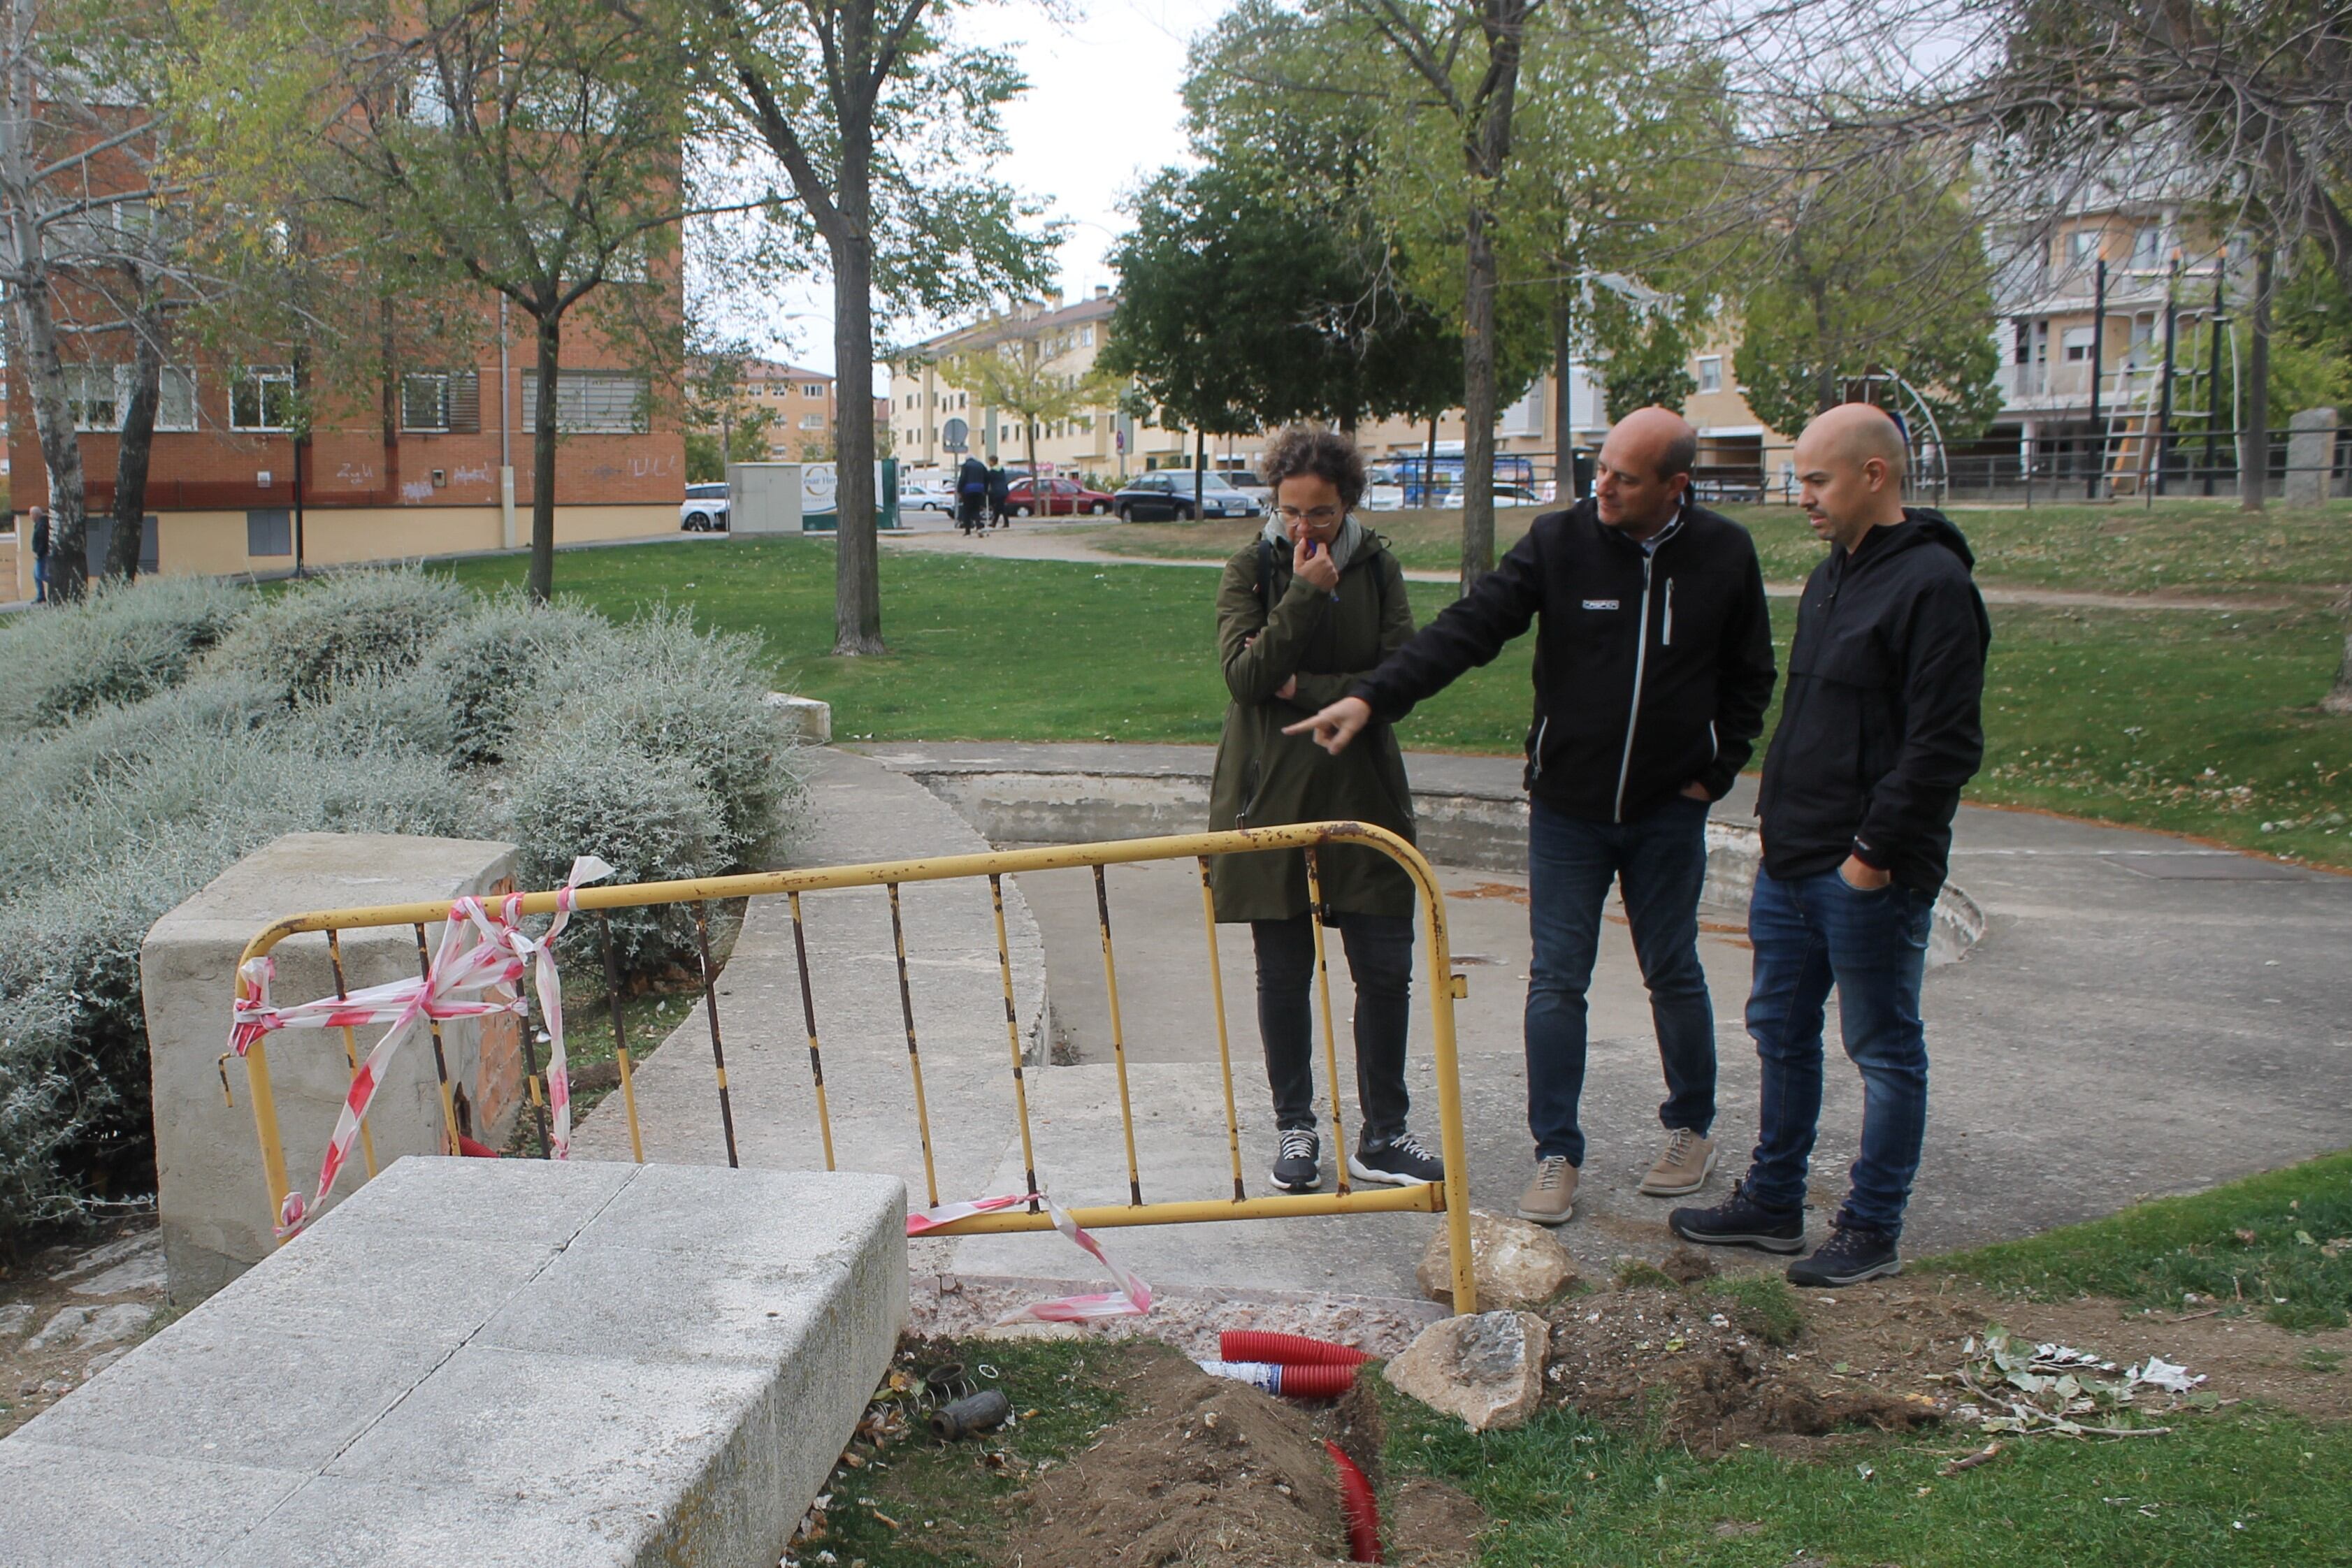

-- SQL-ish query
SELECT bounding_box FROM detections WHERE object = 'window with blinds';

[401,370,481,433]
[519,370,648,433]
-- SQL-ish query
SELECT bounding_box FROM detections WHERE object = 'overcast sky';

[737,0,1232,393]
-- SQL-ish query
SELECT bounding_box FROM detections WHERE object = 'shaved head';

[1594,407,1698,538]
[1792,402,1910,551]
[1807,402,1907,479]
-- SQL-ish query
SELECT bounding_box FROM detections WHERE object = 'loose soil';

[1006,1342,1479,1568]
[1541,1263,2352,1458]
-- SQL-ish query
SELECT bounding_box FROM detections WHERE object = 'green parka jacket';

[1206,530,1419,923]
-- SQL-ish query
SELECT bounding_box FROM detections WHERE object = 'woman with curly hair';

[1206,426,1443,1193]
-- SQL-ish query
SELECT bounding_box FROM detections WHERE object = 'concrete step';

[0,1157,904,1568]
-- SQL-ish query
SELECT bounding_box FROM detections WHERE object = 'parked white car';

[901,479,958,513]
[680,483,730,531]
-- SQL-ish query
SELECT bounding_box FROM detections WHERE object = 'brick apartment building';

[9,313,685,594]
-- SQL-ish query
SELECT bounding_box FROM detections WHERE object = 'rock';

[0,1302,36,1340]
[70,1235,167,1297]
[26,1307,94,1352]
[1417,1210,1576,1307]
[1383,1311,1550,1432]
[49,1228,159,1284]
[73,1302,157,1348]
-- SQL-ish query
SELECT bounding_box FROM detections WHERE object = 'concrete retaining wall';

[886,753,1984,964]
[140,832,524,1305]
[0,1156,906,1568]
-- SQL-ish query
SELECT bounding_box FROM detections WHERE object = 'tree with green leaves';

[1730,150,2001,444]
[687,0,1056,654]
[937,335,1115,489]
[1100,157,1461,442]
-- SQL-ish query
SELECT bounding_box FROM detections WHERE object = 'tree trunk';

[12,277,89,602]
[1193,428,1204,516]
[830,228,884,653]
[2325,630,2352,716]
[528,310,561,602]
[1459,198,1499,594]
[1550,283,1574,507]
[106,314,163,580]
[2239,246,2272,513]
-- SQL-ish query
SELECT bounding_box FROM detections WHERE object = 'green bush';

[0,575,247,731]
[0,570,802,1245]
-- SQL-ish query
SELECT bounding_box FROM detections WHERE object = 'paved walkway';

[577,740,2352,1300]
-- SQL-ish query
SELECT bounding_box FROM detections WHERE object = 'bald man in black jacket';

[1671,403,1989,1289]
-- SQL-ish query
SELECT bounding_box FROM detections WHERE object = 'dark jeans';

[31,556,46,604]
[1252,911,1413,1145]
[1525,795,1716,1165]
[1739,868,1933,1238]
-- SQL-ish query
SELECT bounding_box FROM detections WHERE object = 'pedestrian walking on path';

[956,454,989,535]
[1668,402,1991,1288]
[1285,407,1778,1225]
[986,461,1010,530]
[28,507,50,604]
[1207,426,1445,1195]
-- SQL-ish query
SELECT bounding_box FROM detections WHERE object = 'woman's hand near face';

[1292,531,1340,593]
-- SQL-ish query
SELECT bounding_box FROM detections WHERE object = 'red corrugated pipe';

[1220,1330,1371,1367]
[1325,1440,1383,1562]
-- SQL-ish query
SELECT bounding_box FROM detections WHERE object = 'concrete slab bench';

[0,1156,905,1568]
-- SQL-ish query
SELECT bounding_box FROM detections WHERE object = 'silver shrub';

[0,576,805,1240]
[419,589,621,767]
[503,733,721,977]
[207,567,470,702]
[0,575,249,733]
[517,604,809,866]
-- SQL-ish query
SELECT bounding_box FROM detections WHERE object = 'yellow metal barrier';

[231,822,1480,1312]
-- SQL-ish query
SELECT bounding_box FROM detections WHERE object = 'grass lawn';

[1383,1386,2352,1567]
[1083,497,2352,600]
[1929,1148,2352,1331]
[437,538,2352,869]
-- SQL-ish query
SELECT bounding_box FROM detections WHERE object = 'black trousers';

[1251,912,1413,1145]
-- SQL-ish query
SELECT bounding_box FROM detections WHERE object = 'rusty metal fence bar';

[229,822,1480,1312]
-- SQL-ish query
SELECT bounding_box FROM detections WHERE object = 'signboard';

[730,460,901,533]
[941,416,969,453]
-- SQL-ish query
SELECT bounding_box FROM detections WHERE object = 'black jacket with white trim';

[1350,496,1777,822]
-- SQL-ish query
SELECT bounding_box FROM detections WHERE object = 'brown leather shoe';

[1516,1156,1578,1225]
[1638,1128,1718,1197]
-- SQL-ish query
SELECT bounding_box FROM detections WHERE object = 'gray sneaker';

[1516,1156,1578,1225]
[1638,1128,1717,1197]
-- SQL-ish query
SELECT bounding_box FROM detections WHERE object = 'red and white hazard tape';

[229,855,612,1238]
[908,1193,1153,1323]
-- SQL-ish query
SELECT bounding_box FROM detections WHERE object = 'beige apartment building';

[710,357,841,461]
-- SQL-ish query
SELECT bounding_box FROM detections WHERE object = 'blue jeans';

[32,556,46,603]
[1525,795,1717,1165]
[1739,868,1933,1237]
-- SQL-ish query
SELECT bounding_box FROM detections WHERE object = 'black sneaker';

[1349,1132,1444,1186]
[1786,1224,1901,1287]
[1271,1128,1321,1193]
[1668,1180,1806,1254]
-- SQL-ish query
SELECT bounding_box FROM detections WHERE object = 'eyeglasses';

[1274,504,1345,525]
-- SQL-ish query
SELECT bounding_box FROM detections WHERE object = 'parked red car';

[1002,477,1116,517]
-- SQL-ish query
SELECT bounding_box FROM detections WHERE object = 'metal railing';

[229,822,1481,1312]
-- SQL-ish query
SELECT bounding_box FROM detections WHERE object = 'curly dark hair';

[1260,426,1366,509]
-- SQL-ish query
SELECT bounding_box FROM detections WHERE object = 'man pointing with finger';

[1287,407,1777,1226]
